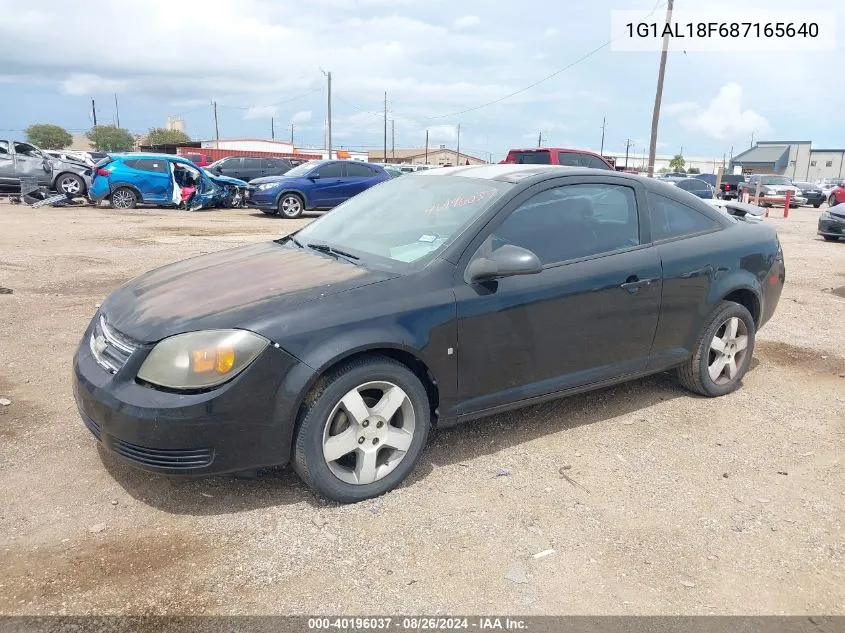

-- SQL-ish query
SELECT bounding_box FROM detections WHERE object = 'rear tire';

[56,173,86,196]
[278,193,304,218]
[822,235,839,242]
[813,202,821,208]
[110,187,137,209]
[676,301,756,397]
[293,356,431,503]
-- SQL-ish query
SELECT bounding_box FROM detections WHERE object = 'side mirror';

[466,244,542,283]
[308,173,321,180]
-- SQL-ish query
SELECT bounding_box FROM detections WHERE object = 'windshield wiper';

[306,242,360,263]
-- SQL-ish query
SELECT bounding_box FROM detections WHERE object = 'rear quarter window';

[648,192,721,241]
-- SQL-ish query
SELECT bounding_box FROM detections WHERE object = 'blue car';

[89,153,249,210]
[672,177,715,200]
[247,159,389,218]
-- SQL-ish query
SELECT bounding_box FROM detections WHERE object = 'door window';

[510,151,551,164]
[221,158,241,169]
[345,162,375,177]
[488,183,640,265]
[262,158,283,168]
[557,152,590,167]
[242,158,262,169]
[316,162,344,178]
[587,155,611,169]
[648,193,720,241]
[0,141,9,155]
[13,142,40,157]
[134,159,168,173]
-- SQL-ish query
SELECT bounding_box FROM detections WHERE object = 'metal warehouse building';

[731,141,845,181]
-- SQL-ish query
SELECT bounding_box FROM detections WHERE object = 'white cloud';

[59,73,128,96]
[454,15,480,29]
[668,83,772,141]
[244,105,278,120]
[290,110,312,124]
[544,28,559,37]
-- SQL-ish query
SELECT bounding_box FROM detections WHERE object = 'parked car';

[247,160,390,218]
[383,165,404,178]
[0,139,53,191]
[818,205,845,241]
[737,174,805,207]
[181,152,214,168]
[73,164,785,503]
[207,156,296,182]
[826,184,845,207]
[792,182,825,208]
[672,177,714,199]
[695,174,746,200]
[499,147,614,170]
[89,153,248,210]
[43,150,94,197]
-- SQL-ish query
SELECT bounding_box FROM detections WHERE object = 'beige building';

[368,146,486,166]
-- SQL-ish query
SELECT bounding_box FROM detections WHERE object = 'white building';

[198,138,368,161]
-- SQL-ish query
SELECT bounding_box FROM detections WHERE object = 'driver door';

[13,142,51,186]
[452,177,663,416]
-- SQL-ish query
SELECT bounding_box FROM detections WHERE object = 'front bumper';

[802,193,824,205]
[818,214,845,237]
[245,189,278,210]
[72,316,306,475]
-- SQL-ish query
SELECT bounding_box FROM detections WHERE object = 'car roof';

[415,163,654,184]
[506,147,604,156]
[115,153,180,161]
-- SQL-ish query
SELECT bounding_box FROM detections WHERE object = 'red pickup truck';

[500,147,614,170]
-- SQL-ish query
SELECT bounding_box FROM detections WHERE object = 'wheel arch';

[274,188,310,210]
[718,285,762,326]
[109,181,144,201]
[52,170,87,193]
[284,343,442,458]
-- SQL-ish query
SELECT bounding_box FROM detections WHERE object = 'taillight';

[96,167,110,177]
[725,184,731,191]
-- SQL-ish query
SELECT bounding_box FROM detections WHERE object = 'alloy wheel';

[112,189,134,209]
[707,316,749,385]
[321,381,416,485]
[60,176,81,195]
[280,195,302,217]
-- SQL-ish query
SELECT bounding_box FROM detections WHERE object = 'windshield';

[761,176,792,185]
[280,161,320,178]
[294,175,512,268]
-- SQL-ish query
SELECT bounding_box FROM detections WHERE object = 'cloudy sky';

[0,0,842,161]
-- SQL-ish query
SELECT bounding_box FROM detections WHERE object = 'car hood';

[207,173,247,186]
[248,175,307,186]
[100,242,397,344]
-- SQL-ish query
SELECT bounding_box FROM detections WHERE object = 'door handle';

[621,276,653,294]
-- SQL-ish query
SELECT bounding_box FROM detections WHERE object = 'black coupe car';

[73,165,785,503]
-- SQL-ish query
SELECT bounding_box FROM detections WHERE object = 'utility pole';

[321,70,332,159]
[91,99,97,126]
[271,117,275,140]
[538,132,542,147]
[600,116,606,155]
[212,101,219,149]
[679,145,683,156]
[646,0,673,177]
[750,130,755,147]
[456,123,461,166]
[290,124,294,145]
[383,91,388,164]
[391,119,395,160]
[625,139,633,169]
[114,94,120,128]
[424,129,429,165]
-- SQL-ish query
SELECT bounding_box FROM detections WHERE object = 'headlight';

[821,210,832,219]
[257,183,278,191]
[137,330,269,390]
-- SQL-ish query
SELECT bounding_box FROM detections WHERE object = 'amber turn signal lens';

[216,347,235,373]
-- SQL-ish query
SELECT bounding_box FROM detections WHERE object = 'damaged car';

[44,150,93,197]
[89,153,248,210]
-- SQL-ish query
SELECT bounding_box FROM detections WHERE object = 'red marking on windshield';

[425,189,499,214]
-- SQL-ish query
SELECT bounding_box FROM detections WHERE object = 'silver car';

[44,150,94,197]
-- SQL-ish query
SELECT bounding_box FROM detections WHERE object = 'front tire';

[278,193,304,218]
[293,356,431,503]
[822,235,839,242]
[676,301,756,397]
[110,187,137,209]
[830,195,839,207]
[813,202,821,208]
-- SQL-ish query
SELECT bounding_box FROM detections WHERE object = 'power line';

[422,0,666,120]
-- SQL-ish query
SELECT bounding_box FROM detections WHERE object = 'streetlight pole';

[320,69,332,159]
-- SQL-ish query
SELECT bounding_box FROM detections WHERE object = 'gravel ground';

[0,200,843,615]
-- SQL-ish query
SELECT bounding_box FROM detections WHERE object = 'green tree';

[86,125,135,152]
[25,123,73,149]
[687,166,700,174]
[668,154,686,172]
[145,127,191,146]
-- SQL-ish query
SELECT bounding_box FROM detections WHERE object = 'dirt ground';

[0,200,843,616]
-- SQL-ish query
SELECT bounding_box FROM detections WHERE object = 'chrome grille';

[89,315,138,373]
